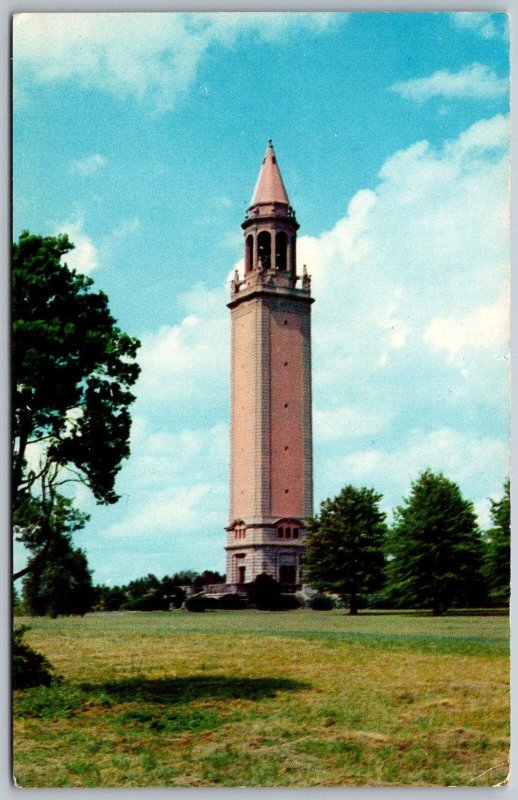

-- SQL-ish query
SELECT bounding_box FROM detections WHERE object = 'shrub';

[123,592,166,611]
[247,574,282,610]
[102,588,128,611]
[247,575,301,610]
[216,593,246,610]
[184,594,206,612]
[278,593,302,610]
[184,594,218,612]
[13,626,56,689]
[309,594,334,610]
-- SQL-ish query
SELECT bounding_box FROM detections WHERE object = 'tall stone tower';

[226,141,314,588]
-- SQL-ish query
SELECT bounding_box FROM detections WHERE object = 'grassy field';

[13,609,509,788]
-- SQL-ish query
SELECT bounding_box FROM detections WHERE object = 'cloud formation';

[325,428,508,522]
[55,219,99,273]
[14,13,342,112]
[94,113,509,564]
[450,12,509,41]
[296,113,509,514]
[391,63,509,102]
[69,153,107,176]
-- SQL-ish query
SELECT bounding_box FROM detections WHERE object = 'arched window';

[257,231,271,270]
[245,235,253,273]
[288,235,296,277]
[275,231,287,270]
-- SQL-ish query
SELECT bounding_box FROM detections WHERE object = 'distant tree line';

[15,470,509,618]
[93,570,226,612]
[17,569,226,617]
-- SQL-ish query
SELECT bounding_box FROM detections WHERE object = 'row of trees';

[16,568,227,617]
[304,472,510,616]
[16,470,509,618]
[93,570,225,612]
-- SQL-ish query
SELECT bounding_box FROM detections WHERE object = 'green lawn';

[13,609,509,787]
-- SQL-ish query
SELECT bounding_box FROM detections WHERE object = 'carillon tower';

[226,141,314,588]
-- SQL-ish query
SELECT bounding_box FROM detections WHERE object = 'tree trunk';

[12,413,31,509]
[432,599,443,616]
[13,565,33,582]
[349,589,358,616]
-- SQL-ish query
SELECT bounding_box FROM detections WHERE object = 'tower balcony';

[243,202,297,222]
[230,268,312,301]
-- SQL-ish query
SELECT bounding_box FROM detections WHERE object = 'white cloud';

[102,419,228,545]
[105,483,225,539]
[391,63,509,102]
[69,153,107,176]
[214,196,233,209]
[325,428,508,526]
[90,113,509,577]
[450,12,509,41]
[295,114,508,390]
[136,283,230,405]
[55,219,98,273]
[13,12,343,112]
[293,114,509,518]
[314,406,392,442]
[423,295,509,360]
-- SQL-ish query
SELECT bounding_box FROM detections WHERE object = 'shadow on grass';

[79,675,310,706]
[15,676,310,725]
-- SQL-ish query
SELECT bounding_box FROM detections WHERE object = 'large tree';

[23,529,95,617]
[483,478,510,606]
[386,469,485,615]
[303,485,387,615]
[13,231,141,580]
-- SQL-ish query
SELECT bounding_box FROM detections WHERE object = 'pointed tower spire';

[249,140,290,209]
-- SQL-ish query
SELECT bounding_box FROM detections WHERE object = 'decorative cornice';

[228,284,314,310]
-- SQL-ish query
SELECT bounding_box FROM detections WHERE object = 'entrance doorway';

[279,564,296,585]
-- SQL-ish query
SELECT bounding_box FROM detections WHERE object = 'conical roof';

[249,140,290,208]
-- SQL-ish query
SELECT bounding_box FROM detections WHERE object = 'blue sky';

[13,11,510,585]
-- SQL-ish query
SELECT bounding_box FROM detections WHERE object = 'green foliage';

[245,574,300,610]
[12,230,141,605]
[92,571,225,612]
[308,594,335,611]
[93,573,191,611]
[168,570,198,586]
[386,469,486,615]
[13,626,56,689]
[483,478,510,605]
[184,594,216,612]
[13,230,141,510]
[23,529,95,617]
[247,573,282,610]
[123,573,163,610]
[16,492,89,560]
[13,584,25,615]
[303,485,387,615]
[216,593,246,610]
[278,593,302,610]
[192,570,226,591]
